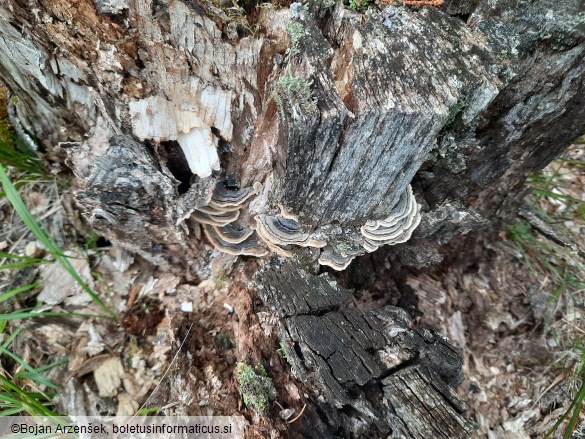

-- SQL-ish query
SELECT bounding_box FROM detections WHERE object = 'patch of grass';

[236,362,275,412]
[507,140,585,438]
[526,146,585,223]
[0,98,116,419]
[544,354,585,439]
[136,406,161,415]
[0,326,66,418]
[0,162,115,319]
[0,375,60,417]
[0,253,51,271]
[505,219,585,299]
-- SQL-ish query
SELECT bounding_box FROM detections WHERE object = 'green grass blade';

[563,369,585,438]
[0,260,48,270]
[0,329,63,391]
[0,406,27,416]
[0,252,45,260]
[0,309,113,321]
[0,376,59,417]
[54,254,116,318]
[0,135,47,177]
[0,162,116,318]
[0,343,59,390]
[0,283,39,304]
[136,406,161,415]
[18,358,68,377]
[0,253,53,270]
[0,163,65,256]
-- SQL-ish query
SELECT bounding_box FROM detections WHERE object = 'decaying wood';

[257,260,476,437]
[0,0,582,272]
[1,0,584,436]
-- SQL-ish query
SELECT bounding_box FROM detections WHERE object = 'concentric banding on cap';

[215,222,255,244]
[203,225,268,256]
[318,246,356,271]
[192,209,240,226]
[209,185,255,211]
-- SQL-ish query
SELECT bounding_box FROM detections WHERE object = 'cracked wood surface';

[0,1,584,434]
[257,260,477,437]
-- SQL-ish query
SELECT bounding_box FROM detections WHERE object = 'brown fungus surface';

[202,225,267,257]
[360,185,421,253]
[215,222,255,244]
[255,215,326,248]
[194,180,422,270]
[209,185,256,211]
[191,209,240,227]
[318,247,356,271]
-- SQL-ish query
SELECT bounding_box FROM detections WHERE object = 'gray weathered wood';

[0,0,582,270]
[1,0,584,435]
[257,260,476,437]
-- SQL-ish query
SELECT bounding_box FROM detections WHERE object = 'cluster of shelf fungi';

[193,179,421,270]
[7,0,579,434]
[191,179,476,437]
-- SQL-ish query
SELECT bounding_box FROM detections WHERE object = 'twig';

[535,368,571,405]
[562,318,585,336]
[133,321,194,418]
[287,403,306,424]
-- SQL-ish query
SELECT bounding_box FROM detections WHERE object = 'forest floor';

[409,143,585,438]
[1,80,584,439]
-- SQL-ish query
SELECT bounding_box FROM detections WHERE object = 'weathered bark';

[1,0,583,271]
[257,261,476,437]
[1,0,584,436]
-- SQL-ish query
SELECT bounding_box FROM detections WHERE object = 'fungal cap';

[209,185,255,210]
[215,222,255,244]
[263,240,294,258]
[203,225,268,256]
[362,240,379,253]
[360,187,414,238]
[192,209,240,226]
[360,185,421,251]
[318,247,355,271]
[255,215,311,246]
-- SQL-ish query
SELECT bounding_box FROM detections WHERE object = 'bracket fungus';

[214,222,255,244]
[202,225,268,257]
[209,185,256,211]
[318,247,356,271]
[191,209,240,227]
[360,186,421,253]
[255,215,326,249]
[316,185,421,270]
[191,183,258,226]
[191,180,268,255]
[193,179,421,271]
